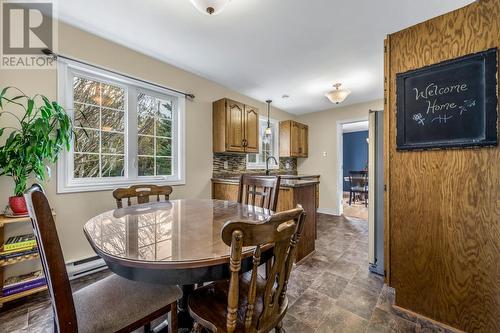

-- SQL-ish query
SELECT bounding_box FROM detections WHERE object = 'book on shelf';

[3,234,36,251]
[2,270,46,296]
[0,247,38,260]
[0,244,36,255]
[2,279,46,296]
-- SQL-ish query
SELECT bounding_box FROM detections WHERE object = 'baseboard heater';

[66,256,108,280]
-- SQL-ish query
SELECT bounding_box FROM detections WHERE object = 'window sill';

[57,177,186,194]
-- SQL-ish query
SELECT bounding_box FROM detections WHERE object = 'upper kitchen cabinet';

[213,98,259,153]
[280,120,308,158]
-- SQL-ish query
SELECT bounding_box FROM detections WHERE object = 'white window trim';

[57,58,185,194]
[246,117,279,170]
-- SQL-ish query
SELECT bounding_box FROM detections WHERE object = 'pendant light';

[264,100,272,136]
[190,0,230,15]
[325,83,351,104]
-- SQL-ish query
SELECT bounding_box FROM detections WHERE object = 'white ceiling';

[56,0,474,114]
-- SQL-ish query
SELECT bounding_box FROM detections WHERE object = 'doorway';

[340,120,369,220]
[336,111,384,276]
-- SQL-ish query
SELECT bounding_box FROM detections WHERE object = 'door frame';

[336,117,369,216]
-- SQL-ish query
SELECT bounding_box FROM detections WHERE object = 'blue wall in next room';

[343,131,368,191]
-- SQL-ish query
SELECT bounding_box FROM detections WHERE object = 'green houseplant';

[0,87,72,215]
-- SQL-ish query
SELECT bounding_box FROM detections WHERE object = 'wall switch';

[322,152,327,157]
[223,161,229,170]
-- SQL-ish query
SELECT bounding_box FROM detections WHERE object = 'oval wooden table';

[83,199,274,330]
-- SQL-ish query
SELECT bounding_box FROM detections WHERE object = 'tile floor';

[0,213,445,333]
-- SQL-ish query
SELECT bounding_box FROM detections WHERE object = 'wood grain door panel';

[290,122,300,157]
[244,106,259,153]
[385,1,500,331]
[225,100,245,152]
[212,183,239,202]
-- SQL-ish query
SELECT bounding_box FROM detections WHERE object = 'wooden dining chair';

[237,174,281,211]
[188,205,306,333]
[113,184,173,208]
[348,170,368,207]
[24,184,182,333]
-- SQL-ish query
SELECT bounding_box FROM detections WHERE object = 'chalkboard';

[396,48,498,150]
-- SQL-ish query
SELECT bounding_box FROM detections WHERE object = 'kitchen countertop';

[211,175,320,188]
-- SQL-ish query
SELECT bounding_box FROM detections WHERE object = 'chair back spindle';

[237,175,280,211]
[113,184,173,208]
[221,206,306,333]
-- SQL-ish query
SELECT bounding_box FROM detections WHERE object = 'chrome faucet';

[265,156,278,175]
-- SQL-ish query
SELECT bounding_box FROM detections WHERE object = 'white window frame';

[57,59,185,193]
[246,117,279,170]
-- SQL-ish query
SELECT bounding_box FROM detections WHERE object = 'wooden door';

[385,1,500,331]
[225,100,245,152]
[290,121,301,157]
[244,105,259,153]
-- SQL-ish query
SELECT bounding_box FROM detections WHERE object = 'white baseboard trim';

[317,208,341,216]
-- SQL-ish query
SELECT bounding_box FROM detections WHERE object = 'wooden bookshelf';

[0,213,52,306]
[0,214,31,227]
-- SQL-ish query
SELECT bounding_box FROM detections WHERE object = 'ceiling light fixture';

[190,0,230,15]
[325,83,351,104]
[264,100,272,136]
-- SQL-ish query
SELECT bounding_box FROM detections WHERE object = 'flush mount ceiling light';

[325,83,351,104]
[190,0,230,15]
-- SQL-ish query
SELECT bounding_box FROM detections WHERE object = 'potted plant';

[0,87,72,215]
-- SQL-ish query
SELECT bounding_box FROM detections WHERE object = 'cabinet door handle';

[242,139,247,147]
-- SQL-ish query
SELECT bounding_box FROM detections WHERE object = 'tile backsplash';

[213,153,297,177]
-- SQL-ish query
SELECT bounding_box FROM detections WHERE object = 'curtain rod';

[41,48,195,100]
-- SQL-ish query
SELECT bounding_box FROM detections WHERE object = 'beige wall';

[0,22,294,264]
[296,99,383,214]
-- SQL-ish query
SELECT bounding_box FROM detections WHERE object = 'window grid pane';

[248,119,278,167]
[73,75,125,179]
[137,93,173,177]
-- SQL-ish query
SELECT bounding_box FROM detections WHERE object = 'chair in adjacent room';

[188,205,306,333]
[237,174,281,211]
[24,185,182,333]
[113,184,173,208]
[348,170,368,207]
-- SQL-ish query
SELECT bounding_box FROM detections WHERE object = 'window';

[246,117,279,169]
[57,59,185,193]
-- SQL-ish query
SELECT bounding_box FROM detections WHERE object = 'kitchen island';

[211,175,319,262]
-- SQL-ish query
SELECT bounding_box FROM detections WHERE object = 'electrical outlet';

[322,151,327,157]
[223,161,229,170]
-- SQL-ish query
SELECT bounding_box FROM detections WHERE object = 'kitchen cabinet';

[279,120,308,158]
[213,98,259,153]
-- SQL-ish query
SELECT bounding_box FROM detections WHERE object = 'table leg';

[178,284,195,330]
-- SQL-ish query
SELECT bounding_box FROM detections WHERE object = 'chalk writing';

[426,99,457,114]
[412,113,425,126]
[464,99,476,107]
[431,114,453,123]
[414,82,468,100]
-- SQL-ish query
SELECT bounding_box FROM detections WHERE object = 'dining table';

[83,198,275,330]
